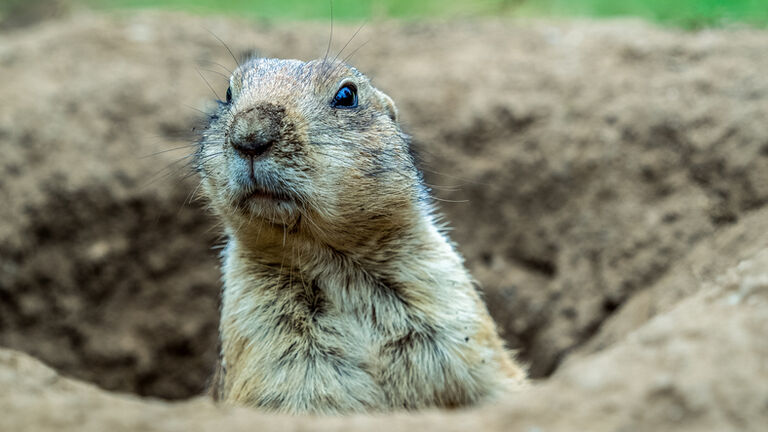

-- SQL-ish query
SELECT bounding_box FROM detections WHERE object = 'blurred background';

[0,1,767,429]
[2,0,768,28]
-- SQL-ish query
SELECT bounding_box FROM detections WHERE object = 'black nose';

[229,104,284,158]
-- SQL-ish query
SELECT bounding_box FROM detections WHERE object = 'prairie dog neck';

[223,209,461,309]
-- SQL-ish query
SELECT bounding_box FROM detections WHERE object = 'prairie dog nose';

[230,103,285,158]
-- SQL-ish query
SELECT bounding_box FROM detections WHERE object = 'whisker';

[197,67,221,101]
[321,21,368,88]
[144,150,223,187]
[423,182,463,191]
[419,166,491,187]
[180,179,205,214]
[340,39,370,66]
[139,144,200,159]
[206,28,241,71]
[198,59,234,76]
[183,104,211,116]
[323,0,334,63]
[333,21,367,66]
[431,196,470,204]
[200,68,230,80]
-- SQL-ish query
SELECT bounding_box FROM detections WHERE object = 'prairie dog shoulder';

[196,57,526,414]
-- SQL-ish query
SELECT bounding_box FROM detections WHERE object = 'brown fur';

[195,58,526,414]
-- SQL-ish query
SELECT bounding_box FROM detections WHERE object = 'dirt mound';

[0,10,767,410]
[3,221,767,430]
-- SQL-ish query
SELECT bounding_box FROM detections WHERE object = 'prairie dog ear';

[375,89,398,123]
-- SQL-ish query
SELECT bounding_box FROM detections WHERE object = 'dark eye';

[225,86,233,104]
[332,84,357,108]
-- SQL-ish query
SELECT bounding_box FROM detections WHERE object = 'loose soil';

[0,11,766,431]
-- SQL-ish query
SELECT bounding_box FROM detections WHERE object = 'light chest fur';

[216,218,524,413]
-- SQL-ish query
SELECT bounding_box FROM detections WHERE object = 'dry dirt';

[0,10,767,431]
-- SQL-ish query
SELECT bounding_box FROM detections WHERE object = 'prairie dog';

[195,57,526,414]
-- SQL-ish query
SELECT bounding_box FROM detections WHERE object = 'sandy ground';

[0,11,767,430]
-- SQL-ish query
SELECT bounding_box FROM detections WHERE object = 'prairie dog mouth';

[243,186,292,203]
[233,184,298,221]
[230,156,294,203]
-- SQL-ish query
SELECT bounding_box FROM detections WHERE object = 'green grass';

[517,0,768,28]
[83,0,495,21]
[78,0,768,28]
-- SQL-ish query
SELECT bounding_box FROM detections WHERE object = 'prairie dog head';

[196,58,425,248]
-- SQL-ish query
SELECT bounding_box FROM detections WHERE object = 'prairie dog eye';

[331,84,358,108]
[225,85,233,104]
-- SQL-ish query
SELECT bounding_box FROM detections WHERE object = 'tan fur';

[195,58,526,414]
